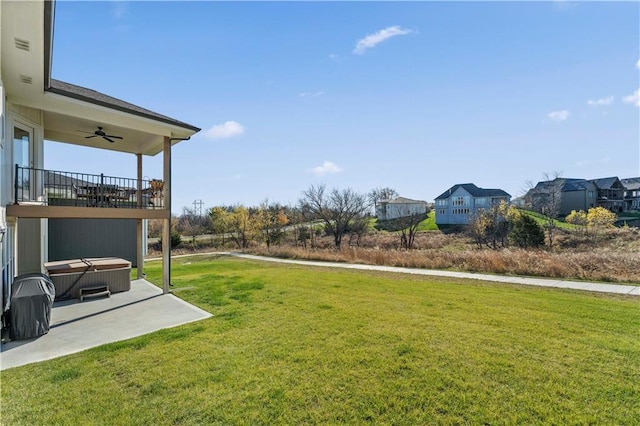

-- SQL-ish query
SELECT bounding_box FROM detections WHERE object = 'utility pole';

[193,199,204,216]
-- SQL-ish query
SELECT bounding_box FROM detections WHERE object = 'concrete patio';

[0,279,212,370]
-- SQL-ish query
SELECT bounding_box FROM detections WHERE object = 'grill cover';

[8,273,55,340]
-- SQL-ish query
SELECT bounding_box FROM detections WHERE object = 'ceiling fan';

[82,127,123,143]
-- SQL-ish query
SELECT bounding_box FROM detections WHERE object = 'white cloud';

[547,110,570,122]
[299,91,324,98]
[204,121,245,139]
[353,26,413,55]
[329,54,339,61]
[636,59,640,70]
[310,161,343,176]
[622,89,640,107]
[587,96,614,106]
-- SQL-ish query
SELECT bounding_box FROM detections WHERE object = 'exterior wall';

[378,202,427,220]
[560,191,589,216]
[17,218,44,274]
[558,183,597,216]
[435,187,473,225]
[5,103,46,278]
[436,188,510,225]
[48,218,137,266]
[624,189,640,210]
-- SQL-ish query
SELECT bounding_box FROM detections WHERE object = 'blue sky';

[46,1,640,213]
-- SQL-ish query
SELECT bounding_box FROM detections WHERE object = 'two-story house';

[524,178,597,216]
[589,177,625,212]
[376,197,429,221]
[434,183,511,225]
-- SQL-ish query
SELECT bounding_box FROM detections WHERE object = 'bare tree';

[299,184,369,249]
[177,206,210,246]
[347,214,370,247]
[397,212,429,249]
[368,187,399,214]
[524,171,564,248]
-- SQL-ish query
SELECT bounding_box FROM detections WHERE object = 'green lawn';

[2,255,639,424]
[520,209,577,230]
[416,210,439,231]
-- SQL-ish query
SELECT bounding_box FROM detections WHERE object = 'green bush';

[158,231,182,248]
[509,214,545,248]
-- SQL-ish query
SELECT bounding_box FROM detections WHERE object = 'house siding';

[436,187,474,225]
[48,218,137,266]
[435,185,511,225]
[560,186,596,216]
[17,218,44,274]
[377,202,427,220]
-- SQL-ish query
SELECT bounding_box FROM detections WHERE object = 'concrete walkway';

[1,279,212,370]
[227,253,640,296]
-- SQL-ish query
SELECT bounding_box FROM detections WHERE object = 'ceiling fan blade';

[103,136,116,143]
[105,135,123,139]
[85,135,98,139]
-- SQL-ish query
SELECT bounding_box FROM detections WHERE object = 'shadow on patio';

[0,279,212,370]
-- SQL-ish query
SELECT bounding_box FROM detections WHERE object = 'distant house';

[589,177,625,213]
[621,177,640,211]
[434,183,511,225]
[376,197,429,221]
[524,178,597,216]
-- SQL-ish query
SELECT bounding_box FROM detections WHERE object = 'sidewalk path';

[228,253,640,297]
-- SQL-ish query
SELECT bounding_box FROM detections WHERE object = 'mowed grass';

[2,255,639,424]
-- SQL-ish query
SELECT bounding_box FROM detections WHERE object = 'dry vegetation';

[149,227,640,284]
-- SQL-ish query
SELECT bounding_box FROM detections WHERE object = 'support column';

[136,153,144,279]
[162,136,171,294]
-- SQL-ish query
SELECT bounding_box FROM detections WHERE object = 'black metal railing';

[14,165,165,210]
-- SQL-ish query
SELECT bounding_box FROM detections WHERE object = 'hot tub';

[43,257,131,300]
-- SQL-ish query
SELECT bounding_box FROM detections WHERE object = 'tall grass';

[249,231,640,283]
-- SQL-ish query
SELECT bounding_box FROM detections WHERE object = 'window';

[453,208,470,215]
[453,196,469,206]
[13,123,34,201]
[436,199,447,206]
[588,191,594,198]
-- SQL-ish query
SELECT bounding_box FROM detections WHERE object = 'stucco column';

[136,153,144,279]
[162,137,171,294]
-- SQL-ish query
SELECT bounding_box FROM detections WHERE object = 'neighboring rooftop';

[381,197,429,204]
[435,183,511,200]
[621,177,640,191]
[589,176,623,190]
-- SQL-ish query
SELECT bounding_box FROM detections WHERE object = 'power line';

[193,199,204,216]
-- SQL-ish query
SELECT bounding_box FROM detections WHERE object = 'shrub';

[509,214,545,248]
[159,230,182,248]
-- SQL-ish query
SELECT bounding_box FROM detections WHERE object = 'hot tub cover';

[44,257,132,275]
[8,273,55,340]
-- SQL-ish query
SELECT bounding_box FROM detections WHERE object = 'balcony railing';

[14,165,164,210]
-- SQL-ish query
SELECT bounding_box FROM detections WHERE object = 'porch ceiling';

[43,109,169,157]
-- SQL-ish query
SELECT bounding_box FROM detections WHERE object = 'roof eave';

[45,83,200,133]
